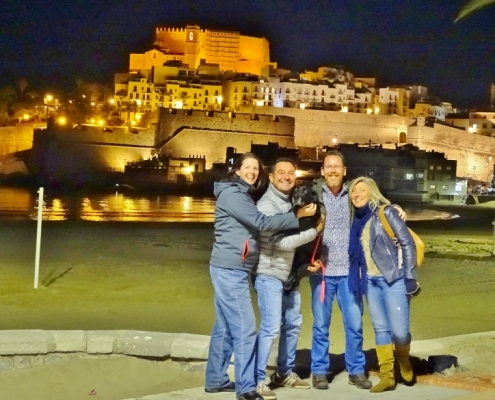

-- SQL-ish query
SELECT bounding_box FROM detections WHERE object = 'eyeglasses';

[323,165,344,171]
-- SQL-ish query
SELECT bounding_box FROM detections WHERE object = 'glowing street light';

[90,118,95,123]
[109,99,115,104]
[299,103,306,109]
[135,114,142,120]
[23,114,30,120]
[341,105,348,112]
[366,108,373,114]
[374,107,380,114]
[46,94,53,102]
[332,137,338,144]
[58,117,66,125]
[98,120,104,126]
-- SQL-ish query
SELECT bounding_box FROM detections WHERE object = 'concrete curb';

[0,330,210,359]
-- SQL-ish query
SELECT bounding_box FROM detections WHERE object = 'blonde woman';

[347,177,419,393]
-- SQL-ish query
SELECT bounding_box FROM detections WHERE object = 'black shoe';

[312,374,329,390]
[348,373,372,389]
[205,381,236,393]
[236,390,263,400]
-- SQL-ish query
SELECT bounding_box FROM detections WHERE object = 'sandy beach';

[0,203,494,398]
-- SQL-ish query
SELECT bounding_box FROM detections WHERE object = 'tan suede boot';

[370,344,395,393]
[395,343,414,384]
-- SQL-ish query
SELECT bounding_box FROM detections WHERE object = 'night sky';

[2,0,495,108]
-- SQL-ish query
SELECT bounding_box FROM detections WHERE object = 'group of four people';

[204,150,419,400]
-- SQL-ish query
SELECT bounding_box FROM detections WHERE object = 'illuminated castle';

[129,25,275,76]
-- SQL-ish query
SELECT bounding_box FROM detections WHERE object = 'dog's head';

[290,184,318,211]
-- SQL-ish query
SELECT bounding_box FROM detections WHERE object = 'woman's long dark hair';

[221,152,268,200]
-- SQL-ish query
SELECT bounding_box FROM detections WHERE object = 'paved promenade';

[125,372,493,400]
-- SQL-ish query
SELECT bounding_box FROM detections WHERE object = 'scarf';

[348,203,373,297]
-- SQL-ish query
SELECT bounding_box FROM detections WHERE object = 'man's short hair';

[269,158,297,174]
[321,150,345,167]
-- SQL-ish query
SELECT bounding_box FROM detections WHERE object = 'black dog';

[270,184,322,293]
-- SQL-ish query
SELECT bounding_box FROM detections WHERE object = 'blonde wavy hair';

[348,176,391,219]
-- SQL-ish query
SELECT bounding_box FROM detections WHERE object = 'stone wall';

[0,123,45,156]
[29,126,155,178]
[408,123,495,179]
[240,106,410,147]
[160,128,294,168]
[156,109,294,145]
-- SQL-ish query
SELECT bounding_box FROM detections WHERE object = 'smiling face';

[351,181,371,209]
[269,161,296,195]
[235,157,259,186]
[321,155,346,192]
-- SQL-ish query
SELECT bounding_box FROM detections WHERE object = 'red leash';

[310,233,325,303]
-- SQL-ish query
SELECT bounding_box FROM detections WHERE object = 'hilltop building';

[130,25,274,76]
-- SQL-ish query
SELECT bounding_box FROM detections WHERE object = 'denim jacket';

[368,205,417,283]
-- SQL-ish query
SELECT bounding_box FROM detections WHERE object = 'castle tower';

[184,25,201,68]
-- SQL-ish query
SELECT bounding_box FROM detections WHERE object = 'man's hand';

[307,260,322,273]
[297,203,317,218]
[315,215,325,233]
[393,205,407,221]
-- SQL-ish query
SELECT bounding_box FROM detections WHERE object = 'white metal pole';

[34,187,44,290]
[493,219,495,256]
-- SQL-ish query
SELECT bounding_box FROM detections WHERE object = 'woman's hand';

[297,204,317,218]
[307,260,322,273]
[393,205,407,221]
[315,215,326,233]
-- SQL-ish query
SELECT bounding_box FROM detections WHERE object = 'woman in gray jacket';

[347,177,419,393]
[205,153,316,400]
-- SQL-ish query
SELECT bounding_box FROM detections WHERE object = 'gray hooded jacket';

[256,183,318,282]
[210,178,300,273]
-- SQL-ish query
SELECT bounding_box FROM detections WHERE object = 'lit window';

[437,166,442,170]
[430,185,436,189]
[368,171,374,176]
[405,173,414,180]
[442,185,449,190]
[446,166,451,171]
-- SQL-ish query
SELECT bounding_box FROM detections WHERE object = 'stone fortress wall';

[156,110,295,167]
[11,108,495,181]
[28,126,156,177]
[0,123,46,155]
[246,106,410,147]
[408,123,495,179]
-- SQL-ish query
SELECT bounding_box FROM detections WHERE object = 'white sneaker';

[256,382,277,400]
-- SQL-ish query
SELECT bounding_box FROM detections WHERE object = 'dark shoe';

[312,374,329,390]
[205,381,235,393]
[348,373,372,389]
[236,390,263,400]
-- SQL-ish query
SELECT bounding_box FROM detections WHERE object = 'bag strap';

[378,205,395,239]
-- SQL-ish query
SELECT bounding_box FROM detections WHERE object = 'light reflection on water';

[0,187,216,222]
[0,186,458,222]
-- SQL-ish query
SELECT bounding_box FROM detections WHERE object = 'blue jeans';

[205,266,257,396]
[366,276,411,346]
[310,274,366,376]
[255,275,302,383]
